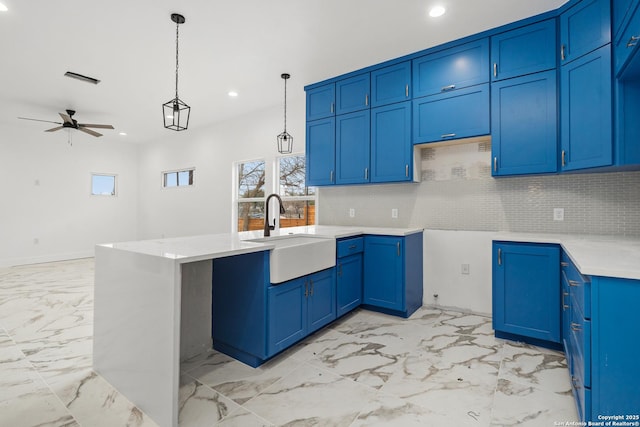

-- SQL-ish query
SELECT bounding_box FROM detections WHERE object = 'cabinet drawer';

[570,299,591,388]
[413,84,489,144]
[615,1,640,75]
[337,237,364,258]
[561,253,591,319]
[412,39,489,98]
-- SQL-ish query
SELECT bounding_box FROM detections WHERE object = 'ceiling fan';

[18,109,114,137]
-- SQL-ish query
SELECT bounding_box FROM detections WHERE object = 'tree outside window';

[237,160,265,231]
[278,155,315,227]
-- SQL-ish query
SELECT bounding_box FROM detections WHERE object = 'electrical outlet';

[391,208,398,219]
[461,264,470,275]
[553,208,564,221]
[349,208,355,218]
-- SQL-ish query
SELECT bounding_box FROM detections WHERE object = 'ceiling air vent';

[64,71,100,85]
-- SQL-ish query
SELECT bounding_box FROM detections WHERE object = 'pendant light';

[163,13,190,131]
[277,73,293,154]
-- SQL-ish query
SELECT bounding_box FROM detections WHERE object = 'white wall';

[137,96,305,239]
[0,125,138,267]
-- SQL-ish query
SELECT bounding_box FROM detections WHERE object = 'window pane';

[280,200,315,227]
[237,201,265,231]
[177,170,190,186]
[165,172,178,187]
[91,174,116,196]
[238,160,265,199]
[279,155,315,196]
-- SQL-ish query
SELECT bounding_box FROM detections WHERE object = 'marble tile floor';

[0,258,579,426]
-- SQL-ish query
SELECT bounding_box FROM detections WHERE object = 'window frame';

[161,167,195,189]
[90,173,117,197]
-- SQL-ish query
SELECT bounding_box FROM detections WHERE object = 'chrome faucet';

[264,193,286,237]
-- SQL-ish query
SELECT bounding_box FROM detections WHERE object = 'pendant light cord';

[283,76,287,133]
[175,20,180,100]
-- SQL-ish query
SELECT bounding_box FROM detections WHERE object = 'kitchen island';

[93,226,422,427]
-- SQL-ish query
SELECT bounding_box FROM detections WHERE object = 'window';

[278,155,315,227]
[236,160,266,231]
[91,173,116,196]
[163,168,194,188]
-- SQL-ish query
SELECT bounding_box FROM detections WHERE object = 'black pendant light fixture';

[277,73,293,154]
[163,13,190,131]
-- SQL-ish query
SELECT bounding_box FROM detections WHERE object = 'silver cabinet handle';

[405,84,409,97]
[441,133,456,138]
[330,170,334,182]
[561,150,566,167]
[304,281,309,297]
[364,167,369,180]
[561,262,569,267]
[494,157,498,172]
[338,263,343,277]
[628,35,640,48]
[569,280,580,287]
[405,164,409,177]
[396,242,401,256]
[493,63,498,77]
[562,291,569,310]
[441,84,456,92]
[309,279,314,296]
[561,44,566,61]
[571,322,582,331]
[365,94,369,106]
[331,103,334,114]
[498,248,502,266]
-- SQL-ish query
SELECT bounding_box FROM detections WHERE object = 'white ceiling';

[0,0,567,145]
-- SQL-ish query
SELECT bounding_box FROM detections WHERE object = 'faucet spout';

[264,193,285,237]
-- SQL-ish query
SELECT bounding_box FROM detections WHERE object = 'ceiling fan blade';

[78,127,102,137]
[59,112,74,124]
[78,123,114,129]
[18,117,63,125]
[45,126,65,132]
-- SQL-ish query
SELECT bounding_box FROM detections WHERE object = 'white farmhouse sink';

[247,235,336,284]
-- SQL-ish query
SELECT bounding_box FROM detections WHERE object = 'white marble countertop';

[493,232,640,280]
[97,225,424,264]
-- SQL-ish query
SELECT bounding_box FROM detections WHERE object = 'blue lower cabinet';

[336,254,363,317]
[267,268,336,357]
[363,233,423,318]
[492,242,561,346]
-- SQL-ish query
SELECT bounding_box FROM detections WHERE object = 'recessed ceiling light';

[0,3,8,12]
[228,91,239,97]
[429,5,446,18]
[119,132,127,136]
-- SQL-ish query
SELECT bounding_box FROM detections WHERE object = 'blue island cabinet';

[492,242,561,347]
[267,268,336,357]
[363,232,423,318]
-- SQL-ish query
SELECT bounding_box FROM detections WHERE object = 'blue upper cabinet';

[413,84,489,144]
[371,101,412,183]
[560,0,611,64]
[614,1,640,75]
[306,117,335,186]
[613,0,637,39]
[491,19,557,81]
[336,110,370,184]
[492,70,557,176]
[370,61,411,107]
[306,83,335,121]
[335,73,370,115]
[560,44,612,171]
[412,38,489,98]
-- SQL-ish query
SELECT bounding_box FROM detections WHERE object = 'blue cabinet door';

[413,84,489,144]
[306,83,335,121]
[491,70,557,176]
[337,253,363,317]
[306,118,335,186]
[267,278,306,356]
[363,236,404,311]
[412,38,489,98]
[613,0,637,40]
[614,1,640,74]
[493,242,561,344]
[371,101,412,183]
[336,73,370,115]
[336,110,370,184]
[371,61,411,107]
[307,269,337,334]
[491,19,557,81]
[560,45,612,171]
[560,0,611,64]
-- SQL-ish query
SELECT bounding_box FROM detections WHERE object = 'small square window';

[91,174,116,196]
